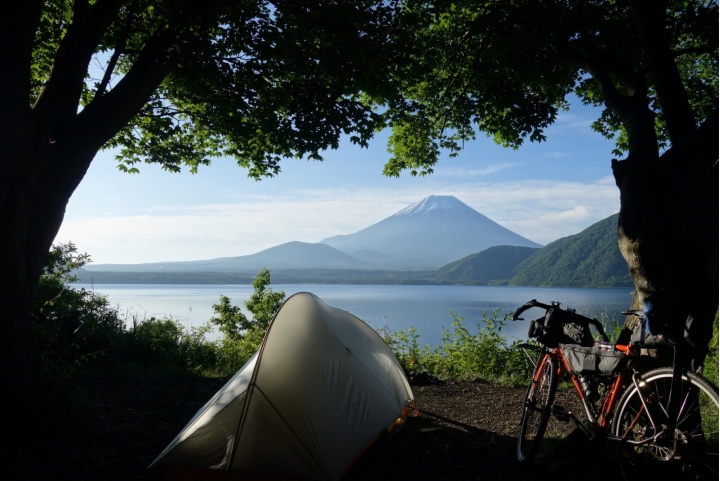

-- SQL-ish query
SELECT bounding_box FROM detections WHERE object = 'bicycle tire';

[517,353,558,463]
[612,367,719,481]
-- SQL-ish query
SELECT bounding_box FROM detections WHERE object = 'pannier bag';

[561,344,625,377]
[527,306,594,347]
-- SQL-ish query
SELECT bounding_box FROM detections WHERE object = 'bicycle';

[512,299,719,480]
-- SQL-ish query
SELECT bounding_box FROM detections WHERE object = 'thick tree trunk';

[0,0,174,426]
[607,1,719,370]
[0,112,100,428]
[613,115,719,367]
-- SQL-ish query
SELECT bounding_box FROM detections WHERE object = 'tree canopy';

[378,0,717,176]
[16,0,395,177]
[0,0,396,424]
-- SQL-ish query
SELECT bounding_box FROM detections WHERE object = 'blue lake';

[72,284,634,346]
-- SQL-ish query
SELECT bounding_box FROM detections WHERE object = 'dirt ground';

[5,370,616,481]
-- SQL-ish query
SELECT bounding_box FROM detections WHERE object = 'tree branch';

[33,0,127,119]
[673,45,718,60]
[95,1,139,100]
[74,27,176,151]
[629,0,696,145]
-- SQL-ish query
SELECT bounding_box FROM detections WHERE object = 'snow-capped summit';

[393,195,475,217]
[321,195,541,270]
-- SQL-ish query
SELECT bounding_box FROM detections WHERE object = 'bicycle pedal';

[551,405,571,422]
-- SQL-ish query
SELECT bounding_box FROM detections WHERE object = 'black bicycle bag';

[527,307,594,348]
[630,317,667,348]
[561,344,625,377]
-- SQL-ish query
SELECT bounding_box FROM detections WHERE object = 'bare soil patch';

[5,370,614,481]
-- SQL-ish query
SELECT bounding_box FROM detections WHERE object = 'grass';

[379,309,535,386]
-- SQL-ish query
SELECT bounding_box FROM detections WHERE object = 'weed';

[380,309,534,386]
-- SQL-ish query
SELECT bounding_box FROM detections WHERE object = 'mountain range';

[85,195,541,272]
[78,196,632,287]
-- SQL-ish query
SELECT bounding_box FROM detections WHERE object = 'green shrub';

[380,309,534,386]
[117,267,285,375]
[213,327,265,377]
[125,317,187,367]
[122,316,220,374]
[210,268,285,340]
[704,312,718,384]
[208,268,285,375]
[379,326,425,372]
[33,243,125,374]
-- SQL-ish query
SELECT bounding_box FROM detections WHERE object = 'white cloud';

[552,111,596,132]
[437,162,523,177]
[450,179,619,244]
[540,151,570,159]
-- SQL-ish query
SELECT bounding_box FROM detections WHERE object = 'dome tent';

[149,292,417,481]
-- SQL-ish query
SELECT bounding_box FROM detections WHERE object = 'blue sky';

[55,97,621,264]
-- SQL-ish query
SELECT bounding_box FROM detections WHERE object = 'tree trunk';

[0,114,99,427]
[608,1,719,369]
[613,115,719,367]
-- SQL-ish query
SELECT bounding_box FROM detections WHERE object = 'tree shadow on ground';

[346,408,618,481]
[5,373,619,481]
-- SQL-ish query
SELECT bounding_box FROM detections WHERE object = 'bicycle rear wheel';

[517,353,558,463]
[612,367,719,481]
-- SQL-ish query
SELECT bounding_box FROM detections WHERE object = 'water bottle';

[579,375,599,402]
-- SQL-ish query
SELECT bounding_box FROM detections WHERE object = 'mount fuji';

[84,195,541,274]
[320,195,541,269]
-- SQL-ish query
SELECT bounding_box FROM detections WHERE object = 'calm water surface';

[73,284,633,345]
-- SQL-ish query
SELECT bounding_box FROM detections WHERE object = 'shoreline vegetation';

[72,268,634,287]
[39,245,718,385]
[29,245,718,457]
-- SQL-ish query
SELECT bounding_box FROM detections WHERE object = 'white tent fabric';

[149,292,417,481]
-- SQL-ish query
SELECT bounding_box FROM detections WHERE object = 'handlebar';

[512,299,610,343]
[512,299,556,321]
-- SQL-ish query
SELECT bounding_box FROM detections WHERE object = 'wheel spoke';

[517,354,558,463]
[613,368,719,481]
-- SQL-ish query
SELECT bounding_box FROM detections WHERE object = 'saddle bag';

[630,318,666,348]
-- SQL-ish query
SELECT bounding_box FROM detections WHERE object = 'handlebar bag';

[528,308,594,347]
[561,344,625,377]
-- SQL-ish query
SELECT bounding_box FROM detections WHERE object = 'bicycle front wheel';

[517,353,558,463]
[612,367,719,480]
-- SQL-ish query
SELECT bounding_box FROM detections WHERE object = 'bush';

[33,244,125,375]
[208,268,285,375]
[124,317,219,373]
[210,268,285,340]
[380,309,534,385]
[213,328,266,377]
[704,312,718,384]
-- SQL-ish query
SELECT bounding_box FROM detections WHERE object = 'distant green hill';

[509,213,632,288]
[434,246,539,283]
